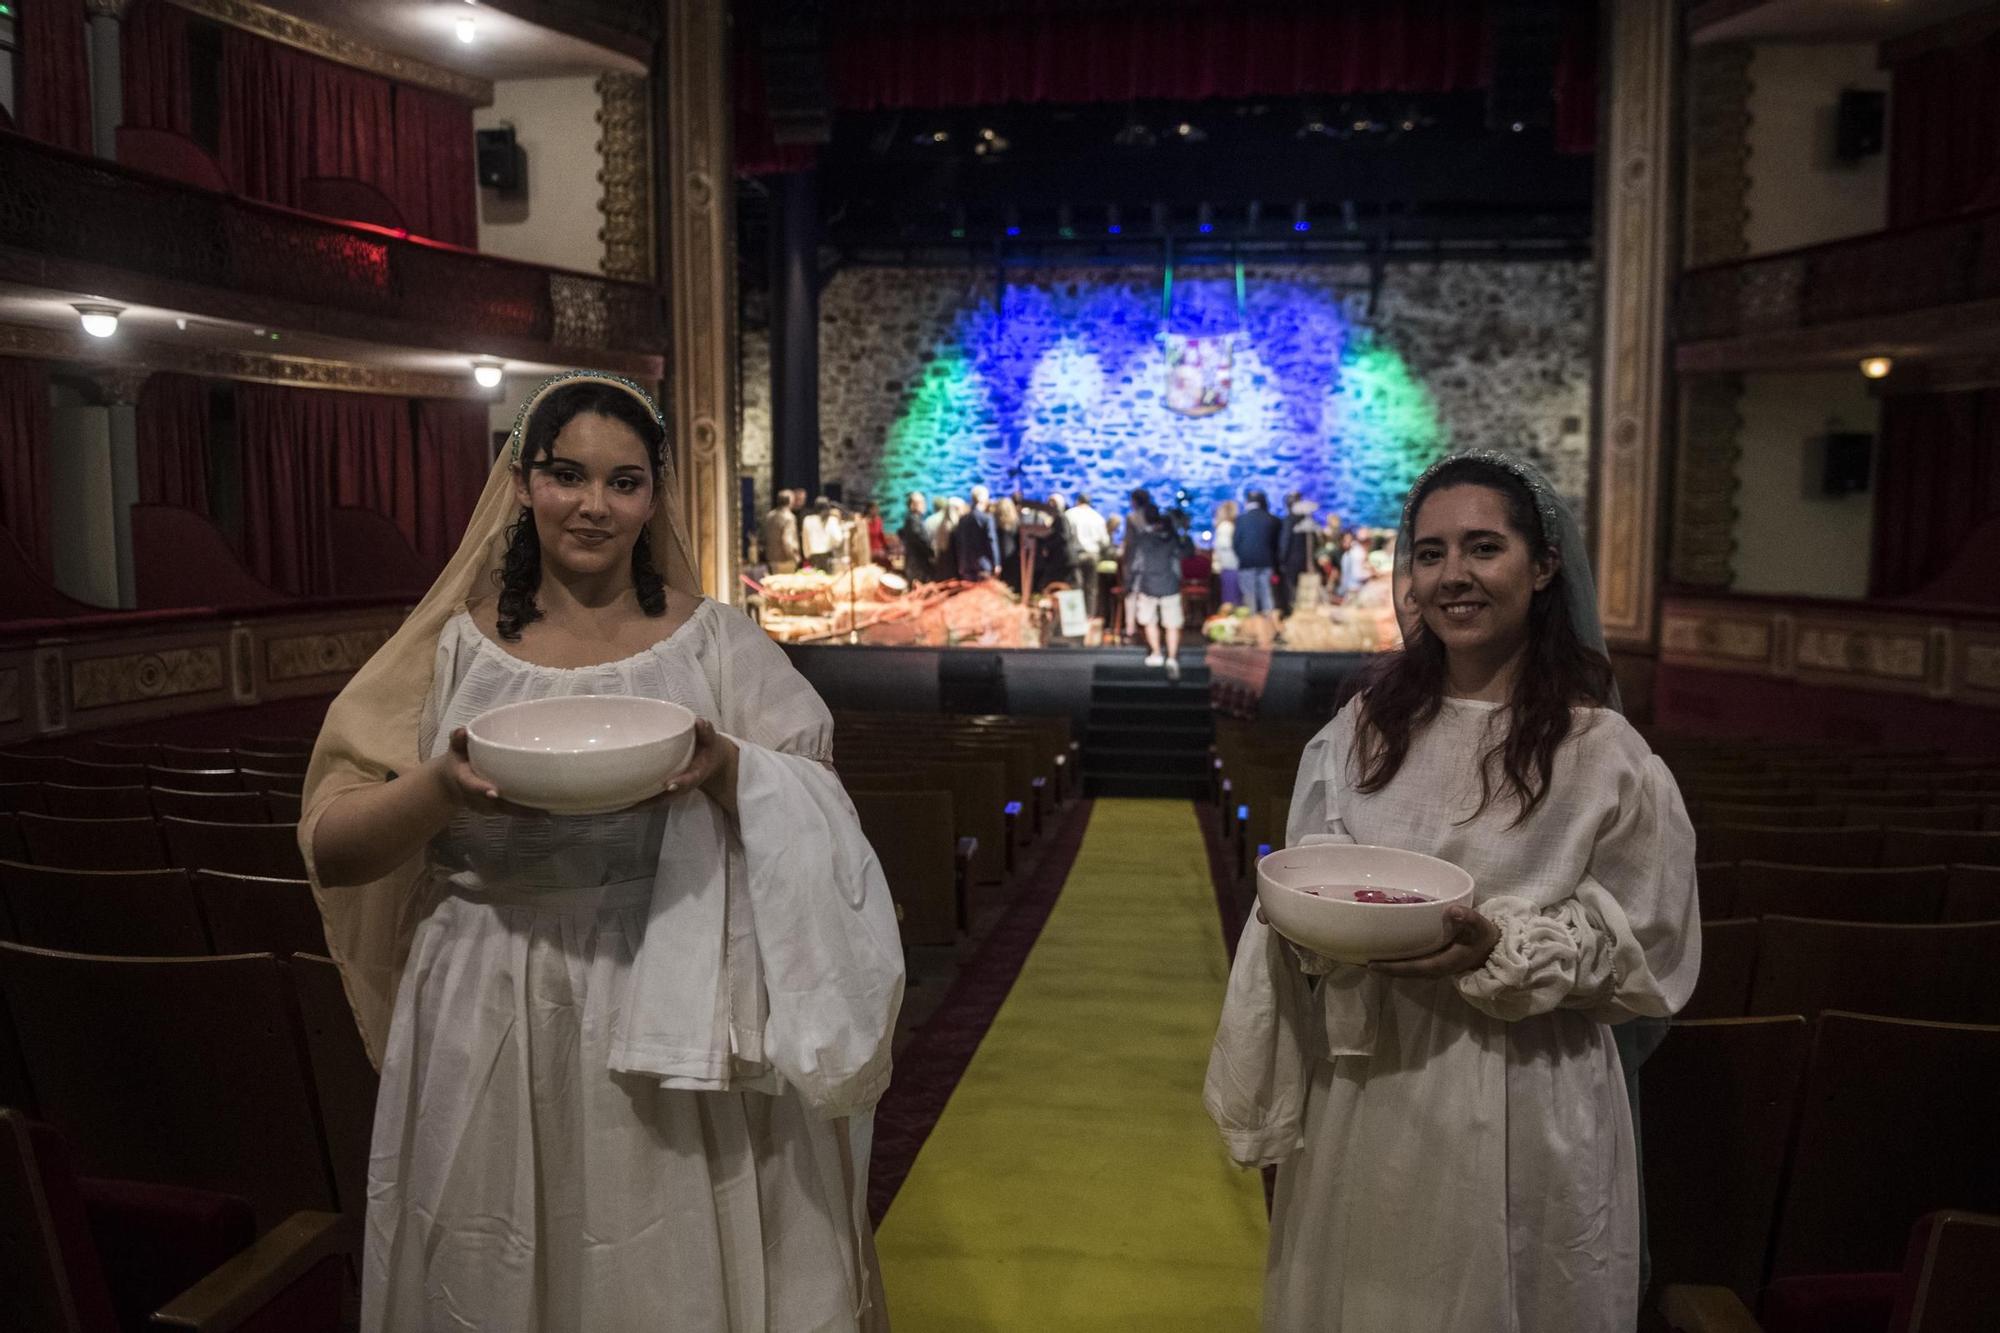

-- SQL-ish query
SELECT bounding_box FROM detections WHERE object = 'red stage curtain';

[0,358,55,577]
[1552,0,1597,157]
[1888,27,2000,227]
[1871,388,2000,598]
[135,373,211,513]
[830,0,1492,110]
[18,0,93,155]
[391,86,478,248]
[237,384,416,596]
[412,399,494,570]
[216,28,398,215]
[121,0,193,136]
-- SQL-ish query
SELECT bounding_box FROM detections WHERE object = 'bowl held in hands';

[1255,843,1475,964]
[465,695,698,815]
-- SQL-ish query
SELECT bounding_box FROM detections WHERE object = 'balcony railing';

[0,132,665,358]
[1678,207,2000,344]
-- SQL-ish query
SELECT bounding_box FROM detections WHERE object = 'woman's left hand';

[1369,905,1501,979]
[664,718,740,812]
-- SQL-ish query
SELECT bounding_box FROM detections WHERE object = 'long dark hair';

[496,382,669,641]
[1353,458,1614,825]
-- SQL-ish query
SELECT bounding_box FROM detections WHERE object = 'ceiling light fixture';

[473,359,505,389]
[1860,356,1893,380]
[456,15,476,43]
[74,303,122,338]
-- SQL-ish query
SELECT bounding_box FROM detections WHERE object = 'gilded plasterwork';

[1793,626,1929,682]
[1964,642,2000,693]
[166,0,493,105]
[266,629,393,683]
[1685,45,1751,269]
[1669,376,1742,588]
[1661,611,1770,664]
[71,647,226,710]
[597,73,654,284]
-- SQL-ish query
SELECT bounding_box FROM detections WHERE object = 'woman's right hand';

[435,727,544,818]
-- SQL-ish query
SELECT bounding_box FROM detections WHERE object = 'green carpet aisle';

[874,799,1267,1330]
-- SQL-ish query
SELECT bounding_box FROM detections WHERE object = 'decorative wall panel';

[71,647,226,710]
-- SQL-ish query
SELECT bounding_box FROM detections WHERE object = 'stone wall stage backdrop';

[802,262,1592,527]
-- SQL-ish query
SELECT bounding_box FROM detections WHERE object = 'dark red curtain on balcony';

[18,0,93,154]
[135,372,210,512]
[1871,388,2000,599]
[237,384,416,596]
[217,29,397,214]
[121,0,194,136]
[392,86,478,248]
[412,399,495,570]
[1888,27,2000,227]
[0,359,54,577]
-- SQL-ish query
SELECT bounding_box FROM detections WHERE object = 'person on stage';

[954,485,1001,582]
[1212,499,1241,607]
[1063,491,1112,617]
[759,488,801,574]
[301,371,904,1332]
[1206,451,1699,1332]
[1232,489,1282,615]
[899,491,935,583]
[1124,488,1189,679]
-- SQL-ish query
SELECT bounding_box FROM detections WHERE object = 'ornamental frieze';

[71,647,226,711]
[266,629,392,683]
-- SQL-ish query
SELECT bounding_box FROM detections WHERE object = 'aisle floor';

[874,799,1267,1330]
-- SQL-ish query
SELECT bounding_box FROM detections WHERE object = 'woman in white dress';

[301,371,904,1332]
[1206,452,1699,1331]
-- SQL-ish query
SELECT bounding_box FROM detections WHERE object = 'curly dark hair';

[1351,457,1614,825]
[496,382,670,641]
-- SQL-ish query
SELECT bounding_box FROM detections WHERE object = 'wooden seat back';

[0,1106,121,1333]
[848,790,957,947]
[0,943,337,1232]
[1679,918,1758,1020]
[1698,803,1845,829]
[1941,865,2000,923]
[149,788,269,823]
[160,819,308,881]
[1730,863,1949,923]
[41,784,151,820]
[288,955,376,1218]
[17,814,167,871]
[1882,829,2000,869]
[1701,824,1883,868]
[145,767,241,794]
[1843,804,1988,831]
[1748,917,2000,1025]
[192,872,327,957]
[0,862,209,957]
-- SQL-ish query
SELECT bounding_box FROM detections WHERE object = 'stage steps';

[1082,656,1214,799]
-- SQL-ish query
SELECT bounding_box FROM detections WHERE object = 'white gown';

[1206,699,1700,1332]
[362,603,900,1332]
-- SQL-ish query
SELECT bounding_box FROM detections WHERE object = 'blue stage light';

[1294,220,1311,232]
[1107,224,1122,235]
[1005,226,1021,236]
[1198,222,1213,234]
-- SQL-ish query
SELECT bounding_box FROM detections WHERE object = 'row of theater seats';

[0,726,365,1331]
[832,711,1077,949]
[1209,726,2000,1330]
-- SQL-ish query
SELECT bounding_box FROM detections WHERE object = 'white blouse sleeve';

[711,606,905,1116]
[1285,706,1360,851]
[1456,750,1701,1025]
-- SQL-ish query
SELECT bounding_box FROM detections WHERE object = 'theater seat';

[1679,918,1757,1020]
[192,872,327,957]
[1729,863,1949,924]
[1701,825,1882,868]
[1746,917,2000,1025]
[288,955,377,1219]
[150,788,269,824]
[0,862,210,957]
[1941,865,2000,922]
[41,783,152,820]
[17,813,168,871]
[161,819,308,881]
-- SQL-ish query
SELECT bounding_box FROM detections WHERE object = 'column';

[770,168,821,503]
[84,0,130,162]
[100,369,146,609]
[1591,0,1681,654]
[662,0,739,602]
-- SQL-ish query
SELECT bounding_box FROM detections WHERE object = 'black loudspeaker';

[1835,90,1886,162]
[1822,432,1874,496]
[475,127,524,192]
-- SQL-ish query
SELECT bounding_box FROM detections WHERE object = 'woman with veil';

[1205,452,1700,1331]
[300,371,903,1331]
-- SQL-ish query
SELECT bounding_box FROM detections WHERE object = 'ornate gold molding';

[1685,44,1750,269]
[166,0,494,106]
[71,646,226,711]
[1593,0,1678,649]
[597,72,654,284]
[265,628,394,683]
[664,0,737,602]
[0,320,483,399]
[1670,375,1742,588]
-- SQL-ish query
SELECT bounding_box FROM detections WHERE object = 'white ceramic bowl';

[1255,844,1475,964]
[465,695,697,815]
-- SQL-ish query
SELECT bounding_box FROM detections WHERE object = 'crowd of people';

[756,483,1401,663]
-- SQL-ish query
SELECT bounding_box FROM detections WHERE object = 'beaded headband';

[507,370,667,465]
[1401,449,1564,553]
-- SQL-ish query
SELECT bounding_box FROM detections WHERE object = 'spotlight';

[928,129,950,144]
[1057,203,1074,239]
[1510,121,1525,133]
[456,15,475,42]
[1004,205,1021,238]
[1292,201,1311,233]
[1174,121,1208,143]
[1860,356,1893,380]
[74,303,122,338]
[1196,202,1214,235]
[174,317,188,331]
[1106,204,1122,236]
[473,360,505,389]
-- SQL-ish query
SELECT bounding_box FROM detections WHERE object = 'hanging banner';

[1163,332,1234,417]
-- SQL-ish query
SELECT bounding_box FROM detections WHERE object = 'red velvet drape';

[830,0,1492,108]
[121,0,194,136]
[0,359,55,577]
[1888,27,2000,228]
[237,384,416,596]
[217,29,397,214]
[135,373,211,513]
[412,399,494,570]
[1871,388,2000,599]
[391,86,478,248]
[1552,0,1597,157]
[18,0,93,154]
